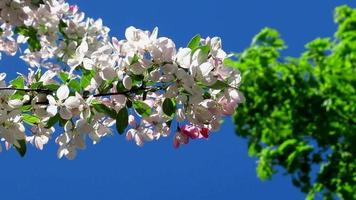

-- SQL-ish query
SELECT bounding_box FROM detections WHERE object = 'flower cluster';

[0,0,244,159]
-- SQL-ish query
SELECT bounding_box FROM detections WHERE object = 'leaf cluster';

[228,5,356,200]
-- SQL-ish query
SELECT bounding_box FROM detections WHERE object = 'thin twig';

[0,87,52,94]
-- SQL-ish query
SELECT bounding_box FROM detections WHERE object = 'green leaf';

[203,91,211,99]
[14,25,41,52]
[59,118,68,127]
[11,76,25,89]
[35,68,42,81]
[28,38,41,52]
[192,45,210,56]
[45,114,60,129]
[14,140,27,157]
[210,80,230,90]
[130,54,140,65]
[80,69,95,89]
[98,81,113,94]
[22,114,41,125]
[162,98,176,117]
[68,79,81,92]
[131,74,144,87]
[30,82,43,89]
[187,34,201,50]
[166,120,173,128]
[10,91,25,100]
[126,99,133,108]
[133,100,151,117]
[92,102,117,118]
[116,107,129,135]
[278,139,298,153]
[116,80,127,93]
[21,105,32,112]
[58,19,68,38]
[31,0,44,7]
[59,72,69,82]
[223,58,240,69]
[43,84,59,91]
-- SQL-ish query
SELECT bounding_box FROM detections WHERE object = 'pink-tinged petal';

[181,125,200,139]
[57,85,69,101]
[174,132,189,146]
[5,141,11,150]
[134,134,144,147]
[112,37,120,51]
[101,67,116,80]
[200,127,209,138]
[69,5,78,13]
[59,107,72,120]
[173,137,180,149]
[76,119,92,134]
[126,129,135,141]
[128,115,136,126]
[57,147,68,159]
[35,137,44,150]
[123,75,132,90]
[66,148,77,160]
[113,94,126,106]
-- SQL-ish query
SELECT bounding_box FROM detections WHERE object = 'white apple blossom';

[47,85,81,119]
[0,0,243,158]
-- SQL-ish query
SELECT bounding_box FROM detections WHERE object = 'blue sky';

[1,1,355,200]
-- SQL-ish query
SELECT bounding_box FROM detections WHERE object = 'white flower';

[47,85,81,120]
[175,48,191,68]
[0,110,25,148]
[26,124,54,150]
[67,39,89,70]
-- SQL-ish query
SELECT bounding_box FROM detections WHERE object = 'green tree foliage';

[226,5,356,200]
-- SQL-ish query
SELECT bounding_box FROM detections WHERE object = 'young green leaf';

[187,34,201,50]
[68,79,81,92]
[130,54,140,65]
[92,102,117,119]
[58,19,68,38]
[59,72,69,82]
[45,114,60,129]
[116,107,129,135]
[22,114,41,125]
[80,69,95,89]
[133,100,151,117]
[15,26,41,52]
[43,84,59,91]
[210,80,230,90]
[10,76,25,89]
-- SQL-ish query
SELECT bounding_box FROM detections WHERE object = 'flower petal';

[57,85,69,101]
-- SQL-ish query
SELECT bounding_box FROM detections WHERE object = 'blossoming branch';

[0,0,244,159]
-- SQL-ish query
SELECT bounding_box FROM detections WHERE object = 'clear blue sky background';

[1,1,355,200]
